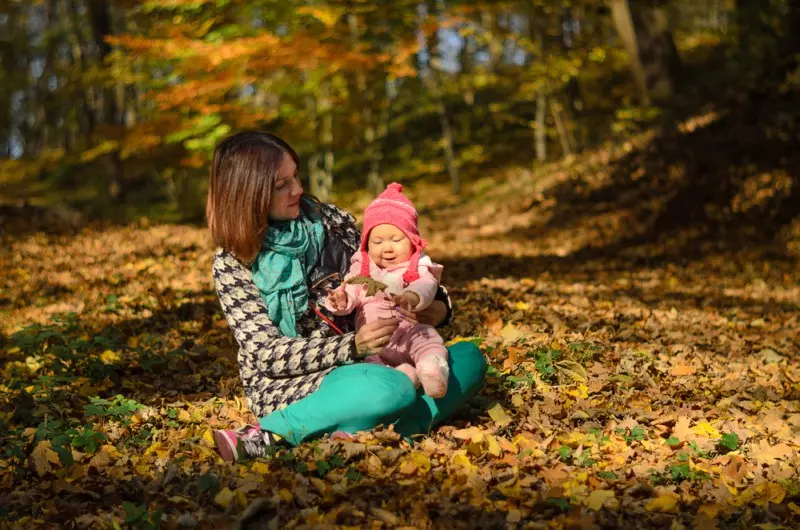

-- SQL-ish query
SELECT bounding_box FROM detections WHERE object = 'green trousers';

[259,341,486,445]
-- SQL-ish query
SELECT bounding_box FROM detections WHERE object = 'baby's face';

[367,224,413,268]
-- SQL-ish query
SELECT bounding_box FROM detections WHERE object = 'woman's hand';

[354,318,399,357]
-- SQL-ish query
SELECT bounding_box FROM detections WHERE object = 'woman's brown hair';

[207,131,302,264]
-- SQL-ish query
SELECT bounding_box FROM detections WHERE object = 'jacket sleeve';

[404,268,440,311]
[212,250,357,378]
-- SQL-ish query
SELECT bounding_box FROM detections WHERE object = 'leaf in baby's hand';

[346,275,388,297]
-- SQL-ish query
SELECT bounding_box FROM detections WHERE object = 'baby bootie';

[396,363,420,388]
[417,356,449,398]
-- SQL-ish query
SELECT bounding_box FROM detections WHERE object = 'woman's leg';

[259,363,418,445]
[393,341,487,438]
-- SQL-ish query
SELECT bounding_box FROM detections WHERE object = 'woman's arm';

[213,250,358,378]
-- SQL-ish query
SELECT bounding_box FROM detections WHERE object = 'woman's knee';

[325,363,417,419]
[447,341,487,389]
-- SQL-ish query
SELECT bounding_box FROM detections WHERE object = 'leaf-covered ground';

[2,111,799,529]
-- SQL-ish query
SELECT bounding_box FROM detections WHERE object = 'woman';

[207,131,486,462]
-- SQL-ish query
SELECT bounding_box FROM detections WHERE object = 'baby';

[325,183,450,398]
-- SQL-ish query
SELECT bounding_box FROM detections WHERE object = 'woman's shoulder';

[316,201,357,226]
[212,248,250,277]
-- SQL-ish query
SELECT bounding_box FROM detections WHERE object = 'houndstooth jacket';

[212,202,451,419]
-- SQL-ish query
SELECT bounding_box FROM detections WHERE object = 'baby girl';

[325,183,450,398]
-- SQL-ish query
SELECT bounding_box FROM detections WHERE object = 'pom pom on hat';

[360,182,427,284]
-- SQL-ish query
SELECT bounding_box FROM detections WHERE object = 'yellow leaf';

[278,488,293,502]
[201,429,215,447]
[236,489,248,509]
[446,336,482,347]
[295,5,342,26]
[585,489,616,511]
[670,362,696,376]
[511,394,525,408]
[645,492,680,513]
[488,403,513,427]
[564,383,589,399]
[514,301,531,311]
[214,487,236,509]
[753,482,785,506]
[788,502,800,515]
[250,462,271,475]
[398,452,430,476]
[100,350,121,364]
[556,360,588,383]
[88,450,112,469]
[451,426,485,443]
[500,322,525,343]
[485,435,502,457]
[496,476,522,499]
[29,441,60,476]
[449,450,476,474]
[692,421,720,439]
[697,503,721,518]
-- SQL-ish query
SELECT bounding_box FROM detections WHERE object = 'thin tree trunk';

[348,12,384,196]
[304,80,322,198]
[611,0,680,104]
[535,91,547,162]
[87,0,124,199]
[318,81,334,201]
[424,0,460,194]
[549,99,572,157]
[609,0,651,106]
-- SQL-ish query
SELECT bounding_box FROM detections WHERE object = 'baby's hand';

[327,286,348,311]
[393,292,420,312]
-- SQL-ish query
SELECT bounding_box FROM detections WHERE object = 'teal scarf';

[251,200,325,337]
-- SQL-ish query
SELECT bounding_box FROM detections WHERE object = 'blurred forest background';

[1,0,797,225]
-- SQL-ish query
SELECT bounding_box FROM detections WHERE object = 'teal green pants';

[259,342,486,445]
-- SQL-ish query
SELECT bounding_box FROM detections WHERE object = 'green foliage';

[719,432,739,451]
[124,502,164,530]
[84,395,143,425]
[533,348,562,382]
[616,426,646,444]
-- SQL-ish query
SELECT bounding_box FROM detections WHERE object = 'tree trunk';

[318,81,334,202]
[550,99,572,158]
[88,0,125,199]
[422,1,460,194]
[535,91,547,162]
[609,0,651,105]
[610,0,681,104]
[348,12,385,196]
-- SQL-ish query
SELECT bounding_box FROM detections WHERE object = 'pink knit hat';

[360,182,427,284]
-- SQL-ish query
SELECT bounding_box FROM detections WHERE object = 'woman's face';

[268,153,303,221]
[367,224,413,268]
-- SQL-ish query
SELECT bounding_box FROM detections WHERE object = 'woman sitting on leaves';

[207,131,486,462]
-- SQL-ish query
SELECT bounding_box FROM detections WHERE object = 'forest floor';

[1,102,799,529]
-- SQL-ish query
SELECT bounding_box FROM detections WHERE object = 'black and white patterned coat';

[212,202,451,419]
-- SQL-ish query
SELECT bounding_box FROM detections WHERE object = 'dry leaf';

[488,403,513,427]
[645,492,680,513]
[585,489,617,511]
[29,441,60,476]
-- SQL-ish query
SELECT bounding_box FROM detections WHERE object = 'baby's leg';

[408,325,450,399]
[395,363,420,388]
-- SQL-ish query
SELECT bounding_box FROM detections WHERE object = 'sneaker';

[213,425,277,463]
